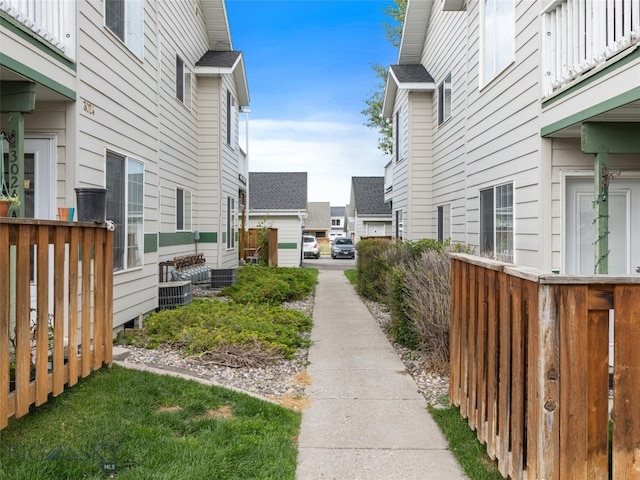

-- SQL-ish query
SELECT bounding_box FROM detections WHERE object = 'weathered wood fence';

[241,227,278,266]
[0,218,114,429]
[450,253,640,480]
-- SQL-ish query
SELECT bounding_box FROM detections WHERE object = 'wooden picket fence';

[0,218,113,429]
[449,253,640,480]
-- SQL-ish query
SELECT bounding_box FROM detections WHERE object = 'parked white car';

[302,235,320,259]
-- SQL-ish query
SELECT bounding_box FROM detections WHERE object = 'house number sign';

[83,100,95,115]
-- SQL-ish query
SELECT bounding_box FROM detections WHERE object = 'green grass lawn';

[0,366,300,480]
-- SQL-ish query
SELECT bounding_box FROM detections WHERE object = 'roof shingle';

[352,177,391,215]
[249,172,307,210]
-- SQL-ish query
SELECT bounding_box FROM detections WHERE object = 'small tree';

[255,218,272,266]
[361,0,407,154]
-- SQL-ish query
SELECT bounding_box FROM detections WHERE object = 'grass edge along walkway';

[0,365,300,480]
[428,404,503,480]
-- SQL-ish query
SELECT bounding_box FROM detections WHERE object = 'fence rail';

[0,218,113,429]
[449,253,640,479]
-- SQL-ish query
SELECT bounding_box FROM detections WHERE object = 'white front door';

[2,137,55,219]
[566,175,640,368]
[566,176,640,275]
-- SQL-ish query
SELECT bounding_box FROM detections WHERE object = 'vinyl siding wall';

[391,88,410,238]
[423,4,467,244]
[219,74,241,269]
[157,0,206,255]
[247,213,303,268]
[462,0,542,266]
[407,91,433,239]
[76,1,161,325]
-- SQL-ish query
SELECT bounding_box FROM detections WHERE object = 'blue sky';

[226,0,398,206]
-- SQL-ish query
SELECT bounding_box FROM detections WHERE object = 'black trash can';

[75,187,107,223]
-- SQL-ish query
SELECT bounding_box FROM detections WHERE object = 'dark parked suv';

[331,237,355,259]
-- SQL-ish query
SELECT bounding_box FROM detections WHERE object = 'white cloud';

[244,118,390,205]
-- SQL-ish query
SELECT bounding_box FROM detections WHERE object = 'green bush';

[126,299,312,359]
[355,237,474,359]
[355,238,393,301]
[389,268,420,349]
[222,266,317,304]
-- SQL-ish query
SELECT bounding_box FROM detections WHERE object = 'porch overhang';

[581,122,640,274]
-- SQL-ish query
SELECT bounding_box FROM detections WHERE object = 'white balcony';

[542,0,640,97]
[0,0,75,60]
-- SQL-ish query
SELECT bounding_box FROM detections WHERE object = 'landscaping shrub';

[355,237,473,371]
[222,266,317,304]
[392,242,473,372]
[126,299,312,360]
[355,238,393,301]
[388,268,420,349]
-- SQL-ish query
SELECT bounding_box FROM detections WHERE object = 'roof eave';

[397,0,433,64]
[202,0,233,51]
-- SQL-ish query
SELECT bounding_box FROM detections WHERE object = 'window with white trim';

[226,196,236,249]
[438,73,452,125]
[106,152,144,271]
[480,183,513,262]
[395,108,403,163]
[481,0,514,85]
[105,0,143,58]
[437,204,451,242]
[176,188,192,231]
[176,56,192,108]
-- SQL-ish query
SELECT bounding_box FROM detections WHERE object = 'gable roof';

[249,172,307,210]
[306,202,331,229]
[351,177,391,216]
[382,64,436,118]
[195,50,250,107]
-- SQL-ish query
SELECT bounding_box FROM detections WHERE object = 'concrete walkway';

[296,268,467,480]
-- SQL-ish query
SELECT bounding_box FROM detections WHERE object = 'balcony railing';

[0,0,76,60]
[542,0,640,96]
[450,253,640,479]
[0,218,113,429]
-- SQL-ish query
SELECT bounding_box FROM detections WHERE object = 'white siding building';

[383,0,640,274]
[1,0,250,328]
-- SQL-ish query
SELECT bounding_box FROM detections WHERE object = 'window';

[438,74,452,125]
[481,0,514,85]
[331,218,341,227]
[395,108,403,163]
[226,196,235,249]
[105,0,143,58]
[395,209,404,239]
[176,188,192,231]
[480,183,513,262]
[437,204,451,242]
[226,90,236,147]
[106,152,143,271]
[176,56,192,108]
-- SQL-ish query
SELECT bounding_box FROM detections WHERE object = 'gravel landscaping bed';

[119,286,449,409]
